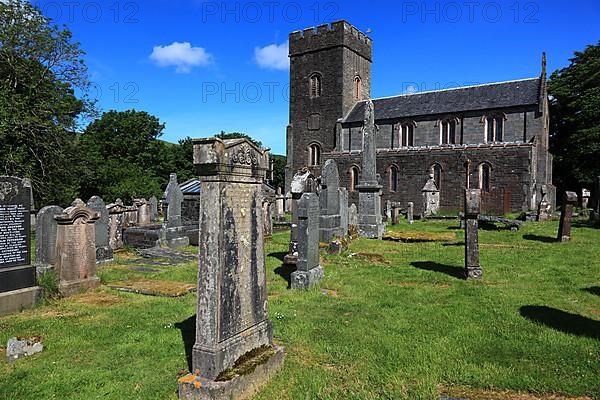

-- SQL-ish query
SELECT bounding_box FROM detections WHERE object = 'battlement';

[289,20,372,61]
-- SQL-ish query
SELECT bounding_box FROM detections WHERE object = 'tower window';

[308,143,321,166]
[440,119,456,145]
[479,163,492,192]
[310,74,322,98]
[485,116,504,142]
[354,76,362,100]
[431,163,442,190]
[388,165,398,192]
[401,124,414,147]
[349,166,360,192]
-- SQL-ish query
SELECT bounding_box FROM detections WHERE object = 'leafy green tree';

[0,0,94,206]
[548,42,600,192]
[272,154,286,190]
[216,131,263,148]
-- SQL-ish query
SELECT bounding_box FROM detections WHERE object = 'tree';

[272,154,286,190]
[0,0,94,206]
[548,42,600,192]
[216,131,262,148]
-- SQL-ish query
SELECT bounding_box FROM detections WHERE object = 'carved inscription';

[0,204,28,267]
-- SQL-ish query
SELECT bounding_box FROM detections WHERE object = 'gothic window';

[485,115,504,142]
[388,165,398,192]
[479,163,492,192]
[440,119,457,145]
[308,143,321,166]
[401,124,414,147]
[349,166,360,192]
[310,74,322,98]
[431,163,442,190]
[354,76,362,100]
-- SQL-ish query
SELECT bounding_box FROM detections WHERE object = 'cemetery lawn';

[1,220,599,400]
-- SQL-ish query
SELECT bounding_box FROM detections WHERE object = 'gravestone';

[464,189,482,279]
[285,191,292,212]
[263,200,273,238]
[275,188,285,222]
[35,206,64,274]
[291,193,324,289]
[422,174,440,217]
[348,203,358,228]
[123,204,138,227]
[107,199,126,250]
[0,177,40,316]
[135,198,152,226]
[162,173,189,248]
[284,169,317,266]
[386,200,392,222]
[339,188,349,237]
[87,196,113,263]
[557,191,578,242]
[581,189,591,209]
[319,159,342,242]
[537,188,552,221]
[591,176,600,224]
[357,100,385,239]
[390,202,401,225]
[54,202,101,296]
[149,196,158,222]
[178,137,284,399]
[407,202,414,224]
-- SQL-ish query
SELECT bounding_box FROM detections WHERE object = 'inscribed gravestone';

[35,206,64,273]
[407,202,414,224]
[149,196,158,222]
[464,189,482,279]
[135,198,152,226]
[284,169,317,265]
[339,188,349,237]
[319,159,342,242]
[291,193,324,289]
[87,196,113,263]
[348,203,358,228]
[422,174,440,217]
[107,200,126,250]
[557,191,578,242]
[164,173,184,228]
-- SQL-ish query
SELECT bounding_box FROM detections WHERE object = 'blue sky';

[32,0,600,155]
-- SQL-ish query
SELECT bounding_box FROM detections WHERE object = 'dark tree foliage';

[0,0,95,206]
[548,42,600,192]
[216,131,263,148]
[272,154,286,190]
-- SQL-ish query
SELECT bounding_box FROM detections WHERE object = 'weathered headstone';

[557,191,578,242]
[284,169,317,266]
[164,173,184,228]
[291,193,324,289]
[390,202,401,225]
[123,204,138,227]
[285,191,292,212]
[537,184,552,221]
[0,177,40,316]
[339,187,349,237]
[407,202,414,224]
[319,159,342,242]
[35,205,64,274]
[135,198,152,226]
[422,174,440,217]
[464,189,482,279]
[581,188,591,209]
[357,100,385,239]
[386,200,392,222]
[275,188,285,222]
[591,176,600,224]
[149,196,158,222]
[54,203,101,296]
[107,199,126,250]
[87,196,113,263]
[178,137,284,399]
[348,203,358,228]
[263,200,273,238]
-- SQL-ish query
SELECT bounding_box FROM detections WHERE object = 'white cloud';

[404,84,418,95]
[149,42,212,73]
[254,42,289,71]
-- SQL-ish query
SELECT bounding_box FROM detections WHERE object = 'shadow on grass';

[519,305,600,340]
[583,286,600,297]
[175,315,196,371]
[274,263,295,289]
[522,234,557,243]
[442,242,464,247]
[267,251,287,262]
[410,261,465,280]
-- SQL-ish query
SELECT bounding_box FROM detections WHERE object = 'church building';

[285,20,555,215]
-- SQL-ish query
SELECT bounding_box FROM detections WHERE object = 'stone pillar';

[0,177,40,316]
[339,188,349,237]
[149,196,159,222]
[391,206,399,225]
[162,173,189,248]
[54,202,101,296]
[107,200,126,250]
[407,202,414,224]
[275,188,285,222]
[357,100,384,239]
[185,137,283,392]
[319,159,342,242]
[557,191,578,242]
[135,198,152,226]
[35,206,64,274]
[422,174,440,218]
[263,200,273,238]
[285,191,292,213]
[291,193,324,289]
[385,200,392,222]
[464,189,482,279]
[87,196,113,263]
[348,204,358,228]
[284,169,316,266]
[537,184,552,221]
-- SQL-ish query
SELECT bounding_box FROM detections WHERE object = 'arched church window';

[388,165,398,192]
[310,73,322,98]
[349,166,360,192]
[431,163,442,190]
[479,163,492,192]
[440,119,457,145]
[308,143,321,166]
[354,76,362,100]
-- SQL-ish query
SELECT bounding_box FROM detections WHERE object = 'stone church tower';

[285,21,372,191]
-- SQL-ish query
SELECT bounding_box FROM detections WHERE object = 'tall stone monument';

[135,198,152,226]
[149,196,159,222]
[357,100,385,239]
[590,176,600,224]
[87,196,113,263]
[319,159,342,242]
[339,187,349,237]
[178,138,284,399]
[557,191,578,242]
[162,173,189,248]
[464,189,482,279]
[0,177,40,316]
[407,202,414,224]
[35,205,64,274]
[275,188,285,222]
[291,193,324,289]
[422,174,440,218]
[284,169,317,266]
[107,199,126,250]
[54,201,101,296]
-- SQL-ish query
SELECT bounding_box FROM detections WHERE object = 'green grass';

[1,219,599,399]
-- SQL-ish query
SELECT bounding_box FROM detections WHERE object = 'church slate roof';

[342,77,541,123]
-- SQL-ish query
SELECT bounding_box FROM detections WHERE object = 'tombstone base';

[179,345,285,400]
[466,267,483,280]
[291,266,324,289]
[59,276,101,297]
[559,235,570,243]
[161,226,190,249]
[96,246,114,264]
[358,222,385,239]
[0,286,42,316]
